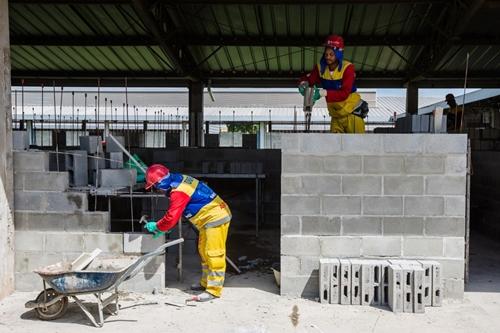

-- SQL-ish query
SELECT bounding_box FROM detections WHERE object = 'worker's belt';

[352,100,369,119]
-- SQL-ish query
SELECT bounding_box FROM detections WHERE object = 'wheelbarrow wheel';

[34,288,68,321]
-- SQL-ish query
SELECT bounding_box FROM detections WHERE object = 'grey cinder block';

[98,169,136,188]
[323,156,362,174]
[302,175,341,195]
[322,196,361,215]
[404,156,445,174]
[342,176,382,195]
[350,259,362,305]
[413,266,425,313]
[319,258,340,304]
[361,260,374,306]
[282,155,323,173]
[430,261,442,306]
[14,151,50,172]
[388,264,403,313]
[302,216,340,236]
[105,135,125,153]
[342,216,382,236]
[300,134,341,155]
[339,259,351,305]
[80,136,102,154]
[282,196,321,215]
[364,156,403,174]
[401,264,414,313]
[330,259,341,304]
[418,260,434,306]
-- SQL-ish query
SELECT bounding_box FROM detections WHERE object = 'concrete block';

[330,259,341,304]
[363,196,403,216]
[14,211,109,232]
[281,215,301,235]
[417,260,434,306]
[446,155,467,174]
[342,135,383,154]
[83,233,123,253]
[404,156,445,174]
[362,237,401,256]
[15,231,44,252]
[444,237,465,258]
[350,259,362,305]
[364,156,403,174]
[383,217,424,235]
[299,256,319,276]
[383,134,425,153]
[281,196,320,215]
[323,156,362,174]
[424,217,465,237]
[15,251,66,273]
[65,150,88,187]
[46,192,88,212]
[282,155,323,173]
[281,236,320,256]
[413,267,425,313]
[300,134,341,155]
[322,196,361,215]
[14,151,49,172]
[123,233,165,254]
[121,272,165,293]
[13,131,29,150]
[281,176,302,195]
[372,260,386,305]
[404,197,444,217]
[45,232,84,252]
[384,176,424,195]
[105,135,125,153]
[107,152,124,169]
[437,258,465,280]
[445,196,466,217]
[342,176,382,195]
[98,169,136,188]
[403,237,443,257]
[425,176,466,195]
[319,259,332,304]
[15,273,40,292]
[424,134,467,154]
[280,275,319,298]
[302,175,341,195]
[388,264,403,313]
[302,216,340,236]
[361,260,374,305]
[320,237,362,257]
[80,136,102,154]
[381,263,390,305]
[281,256,300,276]
[14,191,45,211]
[17,171,69,191]
[401,264,414,313]
[275,133,299,152]
[429,261,443,306]
[443,278,463,301]
[339,259,351,304]
[342,216,382,235]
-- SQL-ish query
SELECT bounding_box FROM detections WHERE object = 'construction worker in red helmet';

[144,164,231,302]
[299,34,366,133]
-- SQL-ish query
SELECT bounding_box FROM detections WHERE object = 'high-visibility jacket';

[156,174,231,232]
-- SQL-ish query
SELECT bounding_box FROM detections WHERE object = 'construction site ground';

[1,232,499,333]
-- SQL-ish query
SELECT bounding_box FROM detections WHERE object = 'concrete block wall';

[13,150,164,293]
[279,134,467,300]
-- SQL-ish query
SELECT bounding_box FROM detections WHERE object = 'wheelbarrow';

[25,238,184,328]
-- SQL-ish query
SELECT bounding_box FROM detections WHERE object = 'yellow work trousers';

[198,222,230,297]
[327,92,365,133]
[330,114,366,133]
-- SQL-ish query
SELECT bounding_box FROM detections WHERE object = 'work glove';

[145,221,167,239]
[313,87,327,103]
[298,81,309,96]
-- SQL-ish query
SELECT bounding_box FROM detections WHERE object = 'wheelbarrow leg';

[72,295,102,328]
[96,293,104,326]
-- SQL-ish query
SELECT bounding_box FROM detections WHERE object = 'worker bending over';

[299,34,367,133]
[144,164,231,302]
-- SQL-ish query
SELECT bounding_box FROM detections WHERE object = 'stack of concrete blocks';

[219,132,243,147]
[320,258,441,313]
[13,150,163,293]
[280,133,467,301]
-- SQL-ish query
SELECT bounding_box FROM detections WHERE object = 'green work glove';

[145,221,158,233]
[298,81,308,96]
[312,85,321,103]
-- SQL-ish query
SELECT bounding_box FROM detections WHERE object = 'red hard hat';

[145,164,169,190]
[324,35,344,50]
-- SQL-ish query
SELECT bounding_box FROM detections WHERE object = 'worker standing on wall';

[445,93,463,132]
[299,34,367,133]
[144,164,231,302]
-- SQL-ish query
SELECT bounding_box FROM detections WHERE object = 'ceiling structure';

[8,0,500,88]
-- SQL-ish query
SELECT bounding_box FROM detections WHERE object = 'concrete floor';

[0,231,499,333]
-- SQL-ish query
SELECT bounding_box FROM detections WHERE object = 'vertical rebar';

[14,89,17,129]
[21,79,25,129]
[110,100,113,130]
[59,86,63,131]
[41,84,44,146]
[72,91,75,144]
[84,93,87,133]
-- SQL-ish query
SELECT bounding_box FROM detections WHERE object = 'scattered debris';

[290,305,299,327]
